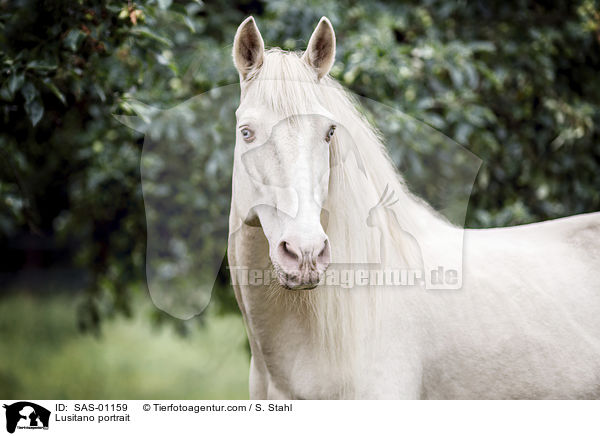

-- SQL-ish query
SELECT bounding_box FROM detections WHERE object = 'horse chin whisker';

[263,264,322,315]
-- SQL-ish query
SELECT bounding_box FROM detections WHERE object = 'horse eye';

[325,125,336,143]
[240,127,254,142]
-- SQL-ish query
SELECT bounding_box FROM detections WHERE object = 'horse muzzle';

[272,234,330,290]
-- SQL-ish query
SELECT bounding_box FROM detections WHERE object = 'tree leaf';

[0,84,13,101]
[130,27,173,47]
[8,73,25,96]
[21,82,38,104]
[157,0,172,10]
[42,79,66,105]
[25,98,44,127]
[184,16,195,33]
[26,60,58,71]
[63,29,86,51]
[0,73,24,101]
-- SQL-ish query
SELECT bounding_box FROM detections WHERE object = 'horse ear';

[233,16,264,80]
[302,17,336,79]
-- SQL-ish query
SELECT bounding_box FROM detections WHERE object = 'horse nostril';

[279,240,300,262]
[317,239,330,265]
[276,236,330,276]
[284,242,297,260]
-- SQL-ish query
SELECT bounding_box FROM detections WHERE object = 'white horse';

[227,16,600,399]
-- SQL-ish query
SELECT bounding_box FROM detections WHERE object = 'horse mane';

[243,49,455,395]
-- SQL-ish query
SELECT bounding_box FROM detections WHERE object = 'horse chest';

[250,311,348,399]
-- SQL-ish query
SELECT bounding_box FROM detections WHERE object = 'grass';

[0,291,250,399]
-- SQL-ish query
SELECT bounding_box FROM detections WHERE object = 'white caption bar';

[0,400,597,436]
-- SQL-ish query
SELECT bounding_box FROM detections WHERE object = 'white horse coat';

[228,17,600,399]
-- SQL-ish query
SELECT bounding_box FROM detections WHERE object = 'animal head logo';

[115,66,480,315]
[3,402,50,434]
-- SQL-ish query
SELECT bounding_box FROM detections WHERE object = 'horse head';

[232,17,337,290]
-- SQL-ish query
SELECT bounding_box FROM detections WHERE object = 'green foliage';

[1,0,599,325]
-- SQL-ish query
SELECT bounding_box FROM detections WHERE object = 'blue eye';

[240,127,254,142]
[325,125,336,142]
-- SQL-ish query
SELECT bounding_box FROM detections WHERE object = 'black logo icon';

[3,402,50,434]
